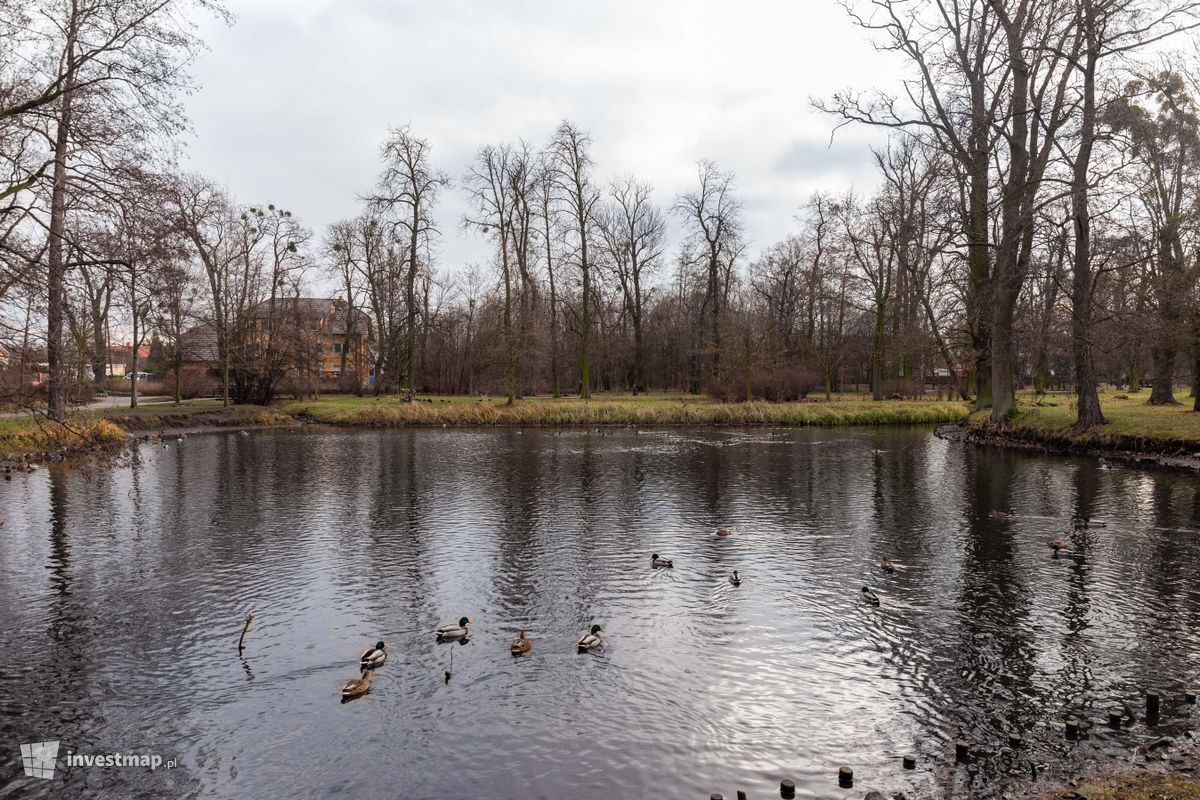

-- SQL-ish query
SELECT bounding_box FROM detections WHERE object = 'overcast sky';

[183,0,899,282]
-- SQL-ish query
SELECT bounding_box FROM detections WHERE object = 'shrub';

[707,366,820,403]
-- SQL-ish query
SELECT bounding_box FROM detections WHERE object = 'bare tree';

[598,176,665,392]
[464,144,519,403]
[547,121,600,398]
[674,160,744,388]
[368,126,447,400]
[18,0,227,420]
[1109,69,1200,405]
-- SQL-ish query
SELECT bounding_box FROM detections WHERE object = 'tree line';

[3,0,1200,431]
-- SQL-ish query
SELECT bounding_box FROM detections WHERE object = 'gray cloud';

[184,0,898,276]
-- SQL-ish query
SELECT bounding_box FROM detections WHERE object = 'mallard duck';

[341,669,372,699]
[436,616,473,640]
[360,640,387,669]
[650,553,674,568]
[510,631,532,655]
[989,510,1011,519]
[577,624,604,652]
[716,527,733,537]
[861,586,880,606]
[1047,539,1070,556]
[880,559,896,573]
[729,570,742,586]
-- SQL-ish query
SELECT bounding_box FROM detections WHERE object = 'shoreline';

[1014,734,1200,800]
[0,395,969,465]
[939,420,1200,471]
[7,393,1199,474]
[0,405,294,465]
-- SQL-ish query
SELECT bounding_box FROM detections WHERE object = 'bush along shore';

[0,405,293,464]
[945,390,1200,470]
[279,394,971,429]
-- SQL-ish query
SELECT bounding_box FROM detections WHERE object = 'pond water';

[2,427,1200,799]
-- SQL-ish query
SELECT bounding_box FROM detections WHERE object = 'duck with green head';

[436,617,473,641]
[860,586,880,606]
[577,624,604,652]
[360,640,387,669]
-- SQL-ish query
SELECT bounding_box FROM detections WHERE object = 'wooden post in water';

[1146,690,1161,721]
[955,740,970,762]
[1185,691,1196,705]
[1065,717,1079,739]
[837,766,853,788]
[779,778,795,798]
[902,754,916,769]
[736,792,747,800]
[1108,708,1123,728]
[710,794,723,800]
[1008,733,1023,748]
[237,612,255,654]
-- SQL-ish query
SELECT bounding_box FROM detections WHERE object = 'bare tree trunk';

[1149,229,1180,404]
[579,218,591,399]
[1070,10,1104,431]
[131,314,140,410]
[1191,310,1200,412]
[872,308,885,401]
[405,205,419,401]
[46,5,79,422]
[547,242,560,397]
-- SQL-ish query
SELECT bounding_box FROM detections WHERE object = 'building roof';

[108,344,151,360]
[248,297,371,336]
[181,322,220,364]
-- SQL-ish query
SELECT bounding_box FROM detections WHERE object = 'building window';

[332,343,343,354]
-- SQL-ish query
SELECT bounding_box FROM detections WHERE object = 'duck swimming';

[510,631,532,655]
[729,570,741,586]
[880,559,896,573]
[340,669,372,699]
[577,624,604,652]
[716,528,733,537]
[360,641,387,669]
[650,553,674,568]
[861,586,880,606]
[436,617,473,641]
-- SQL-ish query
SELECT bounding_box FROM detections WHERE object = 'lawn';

[974,388,1200,451]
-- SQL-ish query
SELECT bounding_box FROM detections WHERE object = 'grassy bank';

[279,393,971,428]
[1025,769,1200,800]
[1070,774,1200,800]
[0,402,291,460]
[966,389,1200,457]
[0,416,128,459]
